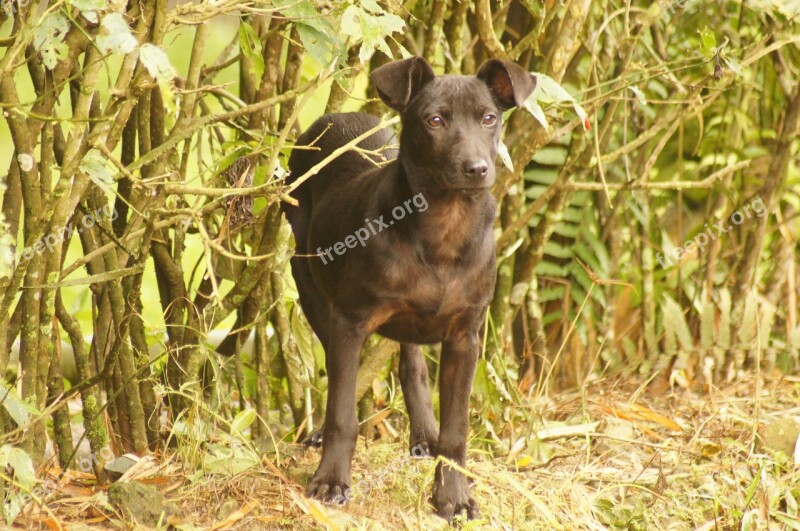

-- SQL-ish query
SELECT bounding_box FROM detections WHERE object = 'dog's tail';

[284,112,396,253]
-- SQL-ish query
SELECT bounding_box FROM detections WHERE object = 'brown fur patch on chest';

[421,195,476,262]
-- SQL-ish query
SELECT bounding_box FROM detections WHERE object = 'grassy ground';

[13,373,800,530]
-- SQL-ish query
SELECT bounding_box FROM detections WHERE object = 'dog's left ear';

[476,59,537,111]
[370,56,436,113]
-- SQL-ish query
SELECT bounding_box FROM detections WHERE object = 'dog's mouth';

[437,173,495,193]
[449,184,493,193]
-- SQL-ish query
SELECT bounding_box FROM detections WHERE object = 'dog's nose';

[462,160,489,178]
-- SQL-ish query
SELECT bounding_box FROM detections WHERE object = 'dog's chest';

[379,256,488,322]
[372,272,484,343]
[408,271,466,315]
[363,212,495,342]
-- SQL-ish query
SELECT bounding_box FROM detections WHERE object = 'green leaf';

[172,418,209,443]
[238,22,264,80]
[96,13,138,54]
[717,288,731,350]
[737,291,757,346]
[532,147,567,166]
[774,514,800,530]
[231,408,256,434]
[699,27,717,54]
[274,0,325,26]
[6,447,36,490]
[341,5,404,64]
[539,286,566,302]
[724,57,742,76]
[139,43,178,111]
[71,0,105,23]
[33,12,70,70]
[139,43,178,85]
[80,149,115,195]
[360,0,384,14]
[341,5,363,40]
[645,3,662,20]
[497,140,513,172]
[533,74,576,104]
[360,12,404,63]
[543,241,572,260]
[289,306,314,387]
[700,295,715,350]
[0,382,40,426]
[531,73,590,130]
[472,359,500,407]
[628,86,648,106]
[202,443,259,475]
[296,23,338,65]
[523,93,549,130]
[72,0,105,9]
[580,219,609,274]
[0,445,37,525]
[661,294,693,353]
[535,261,568,277]
[274,0,341,64]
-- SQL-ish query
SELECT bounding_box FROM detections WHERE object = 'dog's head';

[370,56,536,192]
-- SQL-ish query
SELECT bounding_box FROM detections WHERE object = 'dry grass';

[13,373,800,530]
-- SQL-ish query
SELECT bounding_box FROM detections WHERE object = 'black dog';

[283,56,535,521]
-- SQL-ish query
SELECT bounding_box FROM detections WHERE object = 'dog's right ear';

[370,56,435,113]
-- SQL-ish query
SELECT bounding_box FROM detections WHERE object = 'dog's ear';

[370,56,435,112]
[476,59,537,111]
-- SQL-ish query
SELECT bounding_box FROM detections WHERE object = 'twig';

[561,160,751,191]
[475,0,510,61]
[592,111,612,207]
[24,264,145,289]
[284,116,400,195]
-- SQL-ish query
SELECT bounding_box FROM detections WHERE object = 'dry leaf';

[210,499,258,530]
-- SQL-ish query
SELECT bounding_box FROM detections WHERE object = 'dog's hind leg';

[289,255,331,447]
[399,344,439,457]
[288,257,330,347]
[306,312,368,504]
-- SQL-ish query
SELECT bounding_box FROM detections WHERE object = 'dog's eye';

[482,113,497,126]
[427,115,444,128]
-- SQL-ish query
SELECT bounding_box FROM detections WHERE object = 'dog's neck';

[394,161,496,264]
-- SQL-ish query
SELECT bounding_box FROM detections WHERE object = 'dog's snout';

[462,160,489,179]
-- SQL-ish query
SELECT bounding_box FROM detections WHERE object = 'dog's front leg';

[307,313,367,504]
[399,343,439,457]
[432,331,480,521]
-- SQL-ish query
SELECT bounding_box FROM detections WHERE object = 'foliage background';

[0,0,799,527]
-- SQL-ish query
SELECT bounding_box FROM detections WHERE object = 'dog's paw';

[431,465,479,523]
[307,475,351,506]
[304,430,323,448]
[434,496,479,523]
